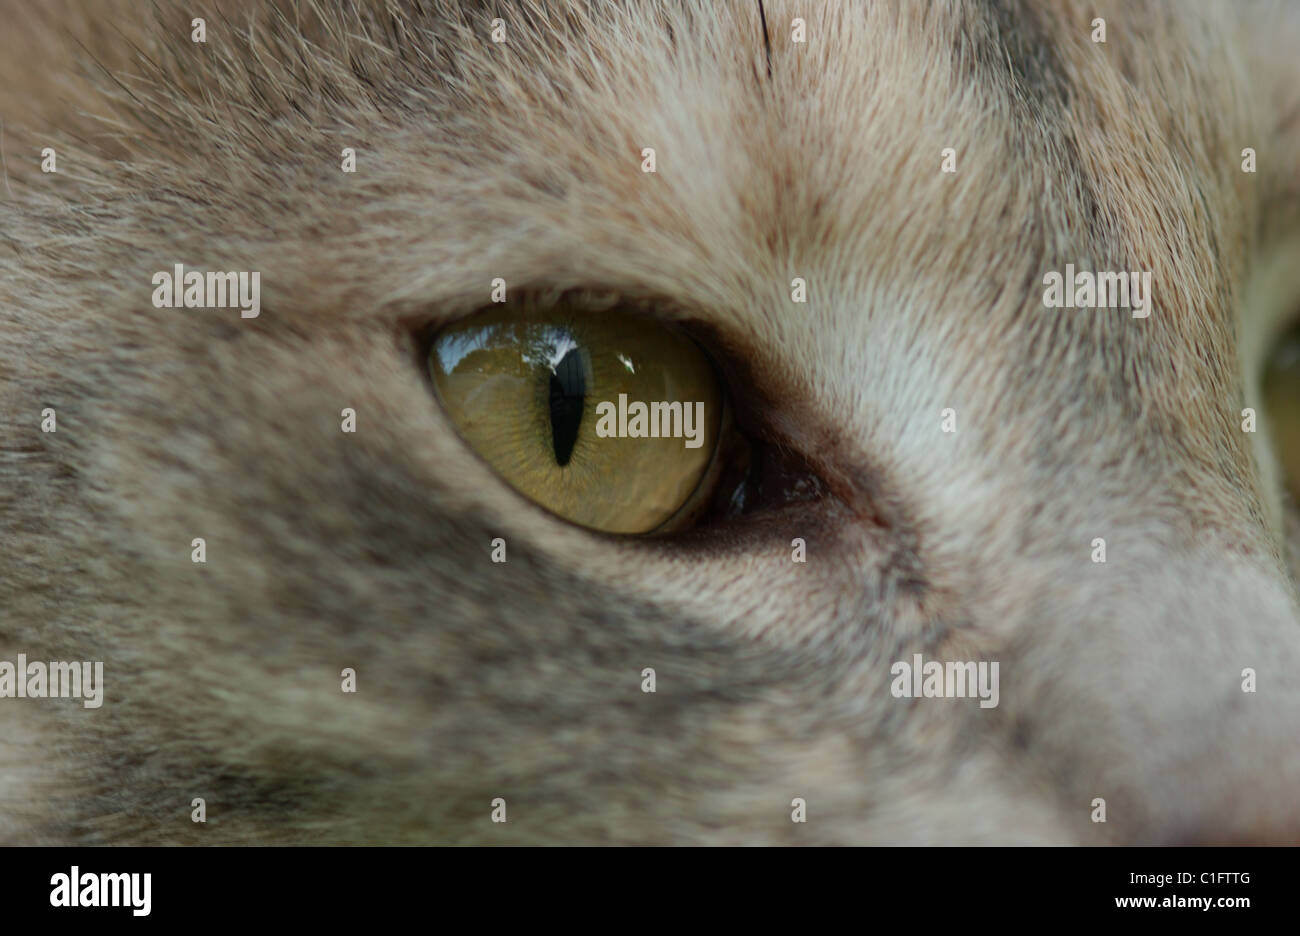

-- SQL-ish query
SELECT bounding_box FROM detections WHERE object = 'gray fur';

[1,0,1299,843]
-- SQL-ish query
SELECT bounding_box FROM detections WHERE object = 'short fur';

[2,0,1299,843]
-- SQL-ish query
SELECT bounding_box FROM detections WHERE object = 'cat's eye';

[429,300,724,534]
[1263,324,1300,505]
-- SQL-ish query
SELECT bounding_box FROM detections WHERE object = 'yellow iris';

[430,301,723,533]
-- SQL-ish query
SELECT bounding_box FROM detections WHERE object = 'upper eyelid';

[408,288,722,370]
[406,283,701,325]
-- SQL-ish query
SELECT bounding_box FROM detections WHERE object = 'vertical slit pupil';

[548,348,586,466]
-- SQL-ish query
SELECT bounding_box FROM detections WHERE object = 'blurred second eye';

[1264,323,1300,506]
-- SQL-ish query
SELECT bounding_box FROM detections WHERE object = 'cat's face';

[2,0,1300,843]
